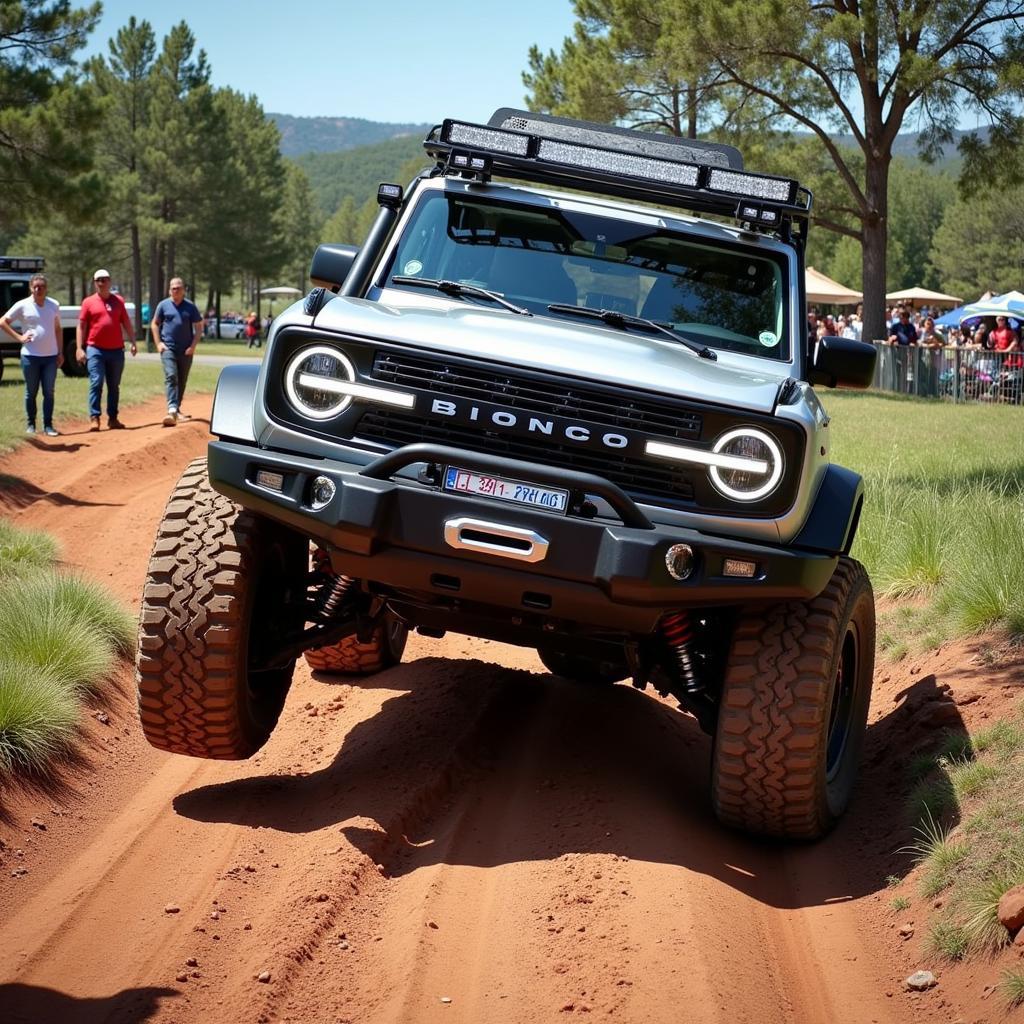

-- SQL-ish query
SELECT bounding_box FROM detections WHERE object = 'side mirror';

[309,244,359,292]
[808,335,877,389]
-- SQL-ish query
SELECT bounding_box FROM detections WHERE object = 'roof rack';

[423,109,811,233]
[0,256,45,273]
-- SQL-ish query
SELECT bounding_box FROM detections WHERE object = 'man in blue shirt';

[150,277,203,426]
[887,307,919,346]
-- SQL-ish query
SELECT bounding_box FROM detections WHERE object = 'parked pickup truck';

[0,256,136,382]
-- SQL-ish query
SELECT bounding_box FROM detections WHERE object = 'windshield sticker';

[759,330,779,348]
[403,259,423,276]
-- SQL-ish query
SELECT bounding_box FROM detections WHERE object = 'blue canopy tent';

[935,291,1024,329]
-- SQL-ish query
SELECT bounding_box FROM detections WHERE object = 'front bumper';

[208,440,836,634]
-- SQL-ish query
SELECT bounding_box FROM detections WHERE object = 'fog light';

[723,558,757,578]
[310,475,336,510]
[665,543,695,581]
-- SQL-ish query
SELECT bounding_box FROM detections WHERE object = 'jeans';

[20,354,58,428]
[86,347,125,418]
[160,347,193,411]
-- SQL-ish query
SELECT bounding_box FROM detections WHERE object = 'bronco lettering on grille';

[430,398,633,451]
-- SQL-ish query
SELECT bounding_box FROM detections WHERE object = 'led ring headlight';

[284,345,357,420]
[708,428,783,502]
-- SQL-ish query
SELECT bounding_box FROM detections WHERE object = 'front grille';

[372,352,702,441]
[357,410,696,506]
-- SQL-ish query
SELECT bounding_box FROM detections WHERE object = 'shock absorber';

[312,547,354,619]
[661,610,702,695]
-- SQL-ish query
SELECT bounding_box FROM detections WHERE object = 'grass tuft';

[890,895,911,912]
[0,520,59,575]
[901,807,969,897]
[959,871,1024,955]
[926,919,970,961]
[0,660,79,773]
[944,755,1000,801]
[0,572,132,693]
[1001,969,1024,1009]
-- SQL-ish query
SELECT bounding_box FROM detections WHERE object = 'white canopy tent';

[885,286,963,307]
[805,266,862,306]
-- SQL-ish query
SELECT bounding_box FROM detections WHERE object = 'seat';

[490,218,578,306]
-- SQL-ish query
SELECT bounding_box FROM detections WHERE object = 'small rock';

[561,1003,575,1013]
[304,702,314,710]
[933,899,943,909]
[898,924,915,939]
[1014,929,1024,948]
[175,972,188,983]
[316,893,329,903]
[905,970,937,991]
[210,911,220,921]
[955,692,981,706]
[427,920,439,929]
[164,904,180,914]
[998,885,1024,933]
[440,997,452,1004]
[11,867,28,877]
[185,957,198,967]
[95,711,110,725]
[257,971,271,983]
[30,818,46,830]
[337,940,350,950]
[308,707,318,717]
[244,922,252,930]
[244,864,256,872]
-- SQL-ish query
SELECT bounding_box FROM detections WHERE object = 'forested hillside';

[294,135,429,216]
[270,114,432,157]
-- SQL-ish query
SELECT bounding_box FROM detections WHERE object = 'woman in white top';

[0,273,64,435]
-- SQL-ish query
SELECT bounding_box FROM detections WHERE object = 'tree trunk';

[68,276,75,305]
[861,152,890,345]
[686,82,697,139]
[131,223,143,342]
[255,274,261,320]
[148,236,160,319]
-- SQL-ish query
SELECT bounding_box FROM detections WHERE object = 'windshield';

[383,190,791,360]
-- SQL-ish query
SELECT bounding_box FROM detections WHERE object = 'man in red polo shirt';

[76,268,137,430]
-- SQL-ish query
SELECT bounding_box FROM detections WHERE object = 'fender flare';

[210,363,259,443]
[792,464,864,556]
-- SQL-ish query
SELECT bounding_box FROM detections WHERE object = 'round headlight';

[284,346,356,420]
[709,428,783,501]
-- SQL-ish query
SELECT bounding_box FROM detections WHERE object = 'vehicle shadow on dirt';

[0,473,121,510]
[0,982,178,1023]
[174,654,973,911]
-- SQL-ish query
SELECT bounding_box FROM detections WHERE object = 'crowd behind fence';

[870,343,1023,404]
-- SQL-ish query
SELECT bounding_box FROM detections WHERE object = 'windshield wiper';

[391,276,532,316]
[546,303,717,360]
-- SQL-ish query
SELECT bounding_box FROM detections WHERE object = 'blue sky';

[80,0,578,124]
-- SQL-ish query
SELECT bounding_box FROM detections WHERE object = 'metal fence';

[870,343,1024,404]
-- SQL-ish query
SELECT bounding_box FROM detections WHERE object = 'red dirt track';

[0,395,1021,1024]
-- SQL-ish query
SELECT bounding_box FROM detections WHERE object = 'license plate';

[443,466,569,514]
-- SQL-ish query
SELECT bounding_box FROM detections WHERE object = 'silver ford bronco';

[136,110,878,840]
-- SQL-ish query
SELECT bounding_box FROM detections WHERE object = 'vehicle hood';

[311,293,789,414]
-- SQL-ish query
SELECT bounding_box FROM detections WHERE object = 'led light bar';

[644,439,769,473]
[377,182,403,208]
[296,374,416,409]
[537,138,700,188]
[0,256,45,272]
[707,168,796,205]
[443,121,530,156]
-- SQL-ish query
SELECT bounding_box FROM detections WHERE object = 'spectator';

[262,313,272,339]
[244,310,259,349]
[0,273,63,436]
[151,277,203,427]
[842,303,864,341]
[888,308,919,346]
[920,317,944,347]
[807,310,818,346]
[989,314,1020,354]
[76,269,136,430]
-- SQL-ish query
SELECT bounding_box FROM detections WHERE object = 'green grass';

[824,391,1024,647]
[890,895,911,912]
[0,522,135,777]
[1000,969,1024,1008]
[0,519,59,572]
[193,341,264,359]
[0,360,223,452]
[0,661,80,774]
[902,705,1024,962]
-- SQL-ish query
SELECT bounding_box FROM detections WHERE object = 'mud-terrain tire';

[711,557,875,840]
[136,458,307,759]
[537,647,629,685]
[304,615,408,675]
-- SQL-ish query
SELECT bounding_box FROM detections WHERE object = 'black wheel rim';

[826,625,859,781]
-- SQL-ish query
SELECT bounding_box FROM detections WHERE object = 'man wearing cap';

[150,277,203,426]
[76,269,136,430]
